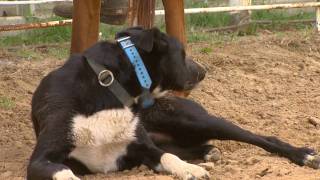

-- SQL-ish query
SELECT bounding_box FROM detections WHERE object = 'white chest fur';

[69,108,138,173]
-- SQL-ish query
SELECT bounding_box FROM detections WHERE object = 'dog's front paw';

[182,163,210,180]
[53,169,81,180]
[304,154,320,169]
[160,153,210,180]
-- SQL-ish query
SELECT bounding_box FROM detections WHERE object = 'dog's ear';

[115,27,167,52]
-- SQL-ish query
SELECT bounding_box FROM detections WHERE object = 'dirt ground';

[1,30,320,180]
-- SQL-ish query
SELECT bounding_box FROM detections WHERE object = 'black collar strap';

[85,36,155,108]
[86,57,135,107]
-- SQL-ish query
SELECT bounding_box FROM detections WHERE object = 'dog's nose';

[191,60,206,82]
[197,66,206,81]
[185,57,206,86]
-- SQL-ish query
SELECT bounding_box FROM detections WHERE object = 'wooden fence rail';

[0,1,319,32]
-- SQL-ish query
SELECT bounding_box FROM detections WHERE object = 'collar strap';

[86,57,135,107]
[117,36,152,89]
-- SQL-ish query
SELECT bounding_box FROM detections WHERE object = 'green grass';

[184,10,315,42]
[188,31,239,44]
[0,17,72,47]
[200,47,213,54]
[47,46,70,60]
[0,96,15,110]
[251,10,315,30]
[16,48,43,60]
[0,17,124,59]
[186,12,232,29]
[252,10,315,21]
[0,17,123,48]
[0,9,316,48]
[99,24,124,40]
[0,26,71,47]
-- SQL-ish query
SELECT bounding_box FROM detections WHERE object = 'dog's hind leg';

[141,97,320,169]
[193,115,319,169]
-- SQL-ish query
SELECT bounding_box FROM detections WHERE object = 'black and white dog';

[27,27,319,180]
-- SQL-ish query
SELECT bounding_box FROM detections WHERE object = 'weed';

[200,47,213,54]
[0,96,15,109]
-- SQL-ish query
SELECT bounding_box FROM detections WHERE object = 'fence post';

[229,0,251,27]
[162,0,186,46]
[317,1,320,32]
[71,0,101,54]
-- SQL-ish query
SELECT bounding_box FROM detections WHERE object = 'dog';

[27,27,320,180]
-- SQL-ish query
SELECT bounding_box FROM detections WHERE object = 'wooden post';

[162,0,186,46]
[71,0,101,54]
[317,6,320,33]
[317,1,320,33]
[162,0,188,96]
[128,0,155,29]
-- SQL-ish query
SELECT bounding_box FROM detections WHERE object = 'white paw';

[304,154,320,169]
[160,153,210,180]
[204,147,221,162]
[181,163,210,180]
[52,169,81,180]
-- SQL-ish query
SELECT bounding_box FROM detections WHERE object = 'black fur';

[27,27,318,180]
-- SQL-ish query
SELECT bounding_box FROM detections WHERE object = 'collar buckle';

[98,69,114,87]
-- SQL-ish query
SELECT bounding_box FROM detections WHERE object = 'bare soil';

[1,30,320,180]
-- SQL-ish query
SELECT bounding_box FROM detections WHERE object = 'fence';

[0,1,319,32]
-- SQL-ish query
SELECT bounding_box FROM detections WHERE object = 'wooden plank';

[162,0,186,46]
[71,0,101,54]
[317,6,320,32]
[0,19,72,31]
[0,0,72,5]
[154,2,320,14]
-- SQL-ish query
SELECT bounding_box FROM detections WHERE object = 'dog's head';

[116,27,206,91]
[83,27,206,97]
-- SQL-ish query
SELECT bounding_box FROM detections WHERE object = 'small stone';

[308,117,320,127]
[0,171,12,178]
[298,63,304,71]
[245,157,261,165]
[15,141,23,149]
[138,164,149,171]
[204,147,221,162]
[123,170,130,173]
[256,168,272,177]
[225,159,238,165]
[224,165,240,174]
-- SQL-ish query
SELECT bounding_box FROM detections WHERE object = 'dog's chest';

[69,108,138,173]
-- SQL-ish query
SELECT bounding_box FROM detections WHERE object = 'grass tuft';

[0,96,15,110]
[200,47,213,54]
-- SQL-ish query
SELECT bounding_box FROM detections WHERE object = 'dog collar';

[117,36,154,108]
[85,57,135,107]
[85,37,155,108]
[117,36,152,89]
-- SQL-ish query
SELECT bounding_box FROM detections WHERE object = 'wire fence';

[0,1,319,32]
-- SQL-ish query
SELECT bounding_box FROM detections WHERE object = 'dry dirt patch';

[1,30,320,180]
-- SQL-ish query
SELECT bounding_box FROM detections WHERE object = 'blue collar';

[117,36,154,108]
